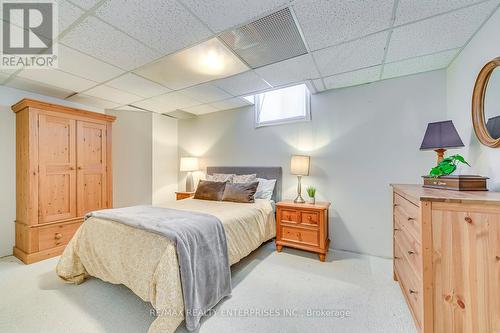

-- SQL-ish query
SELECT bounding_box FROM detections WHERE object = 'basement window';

[254,83,311,127]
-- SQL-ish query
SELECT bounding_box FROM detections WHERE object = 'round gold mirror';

[472,57,500,148]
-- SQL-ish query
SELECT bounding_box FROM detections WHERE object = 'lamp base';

[434,148,446,164]
[294,175,305,204]
[186,172,194,192]
[294,195,305,204]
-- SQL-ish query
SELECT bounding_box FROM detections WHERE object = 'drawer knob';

[407,250,415,255]
[394,228,401,231]
[54,233,63,240]
[307,216,312,220]
[465,217,473,224]
[394,256,401,260]
[407,217,416,221]
[286,215,290,220]
[409,289,417,294]
[296,232,302,241]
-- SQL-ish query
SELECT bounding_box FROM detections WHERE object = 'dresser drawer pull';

[296,232,302,241]
[408,289,417,294]
[394,228,401,231]
[407,250,415,255]
[54,233,63,240]
[307,216,312,221]
[407,217,416,221]
[394,256,401,260]
[465,217,473,224]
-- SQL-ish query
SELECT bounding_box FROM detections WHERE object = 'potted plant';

[429,154,470,177]
[306,186,316,204]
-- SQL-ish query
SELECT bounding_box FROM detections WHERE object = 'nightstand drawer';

[301,211,319,227]
[281,226,319,247]
[280,209,299,223]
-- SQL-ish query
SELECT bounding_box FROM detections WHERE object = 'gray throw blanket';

[85,205,232,331]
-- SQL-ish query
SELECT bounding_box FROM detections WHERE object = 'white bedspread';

[56,199,275,333]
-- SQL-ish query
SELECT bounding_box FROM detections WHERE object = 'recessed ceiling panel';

[255,54,320,86]
[107,74,171,98]
[382,49,459,80]
[84,85,143,104]
[323,66,381,90]
[181,0,290,32]
[17,68,97,92]
[96,0,212,55]
[5,76,73,99]
[181,83,233,103]
[134,38,248,90]
[395,0,483,26]
[182,104,220,115]
[312,32,388,77]
[58,44,125,82]
[164,110,197,119]
[134,91,203,113]
[386,0,499,62]
[59,0,84,33]
[61,16,161,70]
[219,8,308,68]
[292,0,394,50]
[212,71,271,96]
[67,0,101,10]
[67,93,121,109]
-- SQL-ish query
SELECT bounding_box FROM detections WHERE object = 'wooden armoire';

[12,99,116,264]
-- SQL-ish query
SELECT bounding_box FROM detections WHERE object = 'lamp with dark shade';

[420,120,464,164]
[486,115,500,140]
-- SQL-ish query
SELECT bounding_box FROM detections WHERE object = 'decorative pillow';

[193,180,227,201]
[232,174,257,183]
[255,178,277,200]
[206,173,234,182]
[222,181,259,203]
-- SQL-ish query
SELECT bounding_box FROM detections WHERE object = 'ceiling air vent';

[219,7,307,69]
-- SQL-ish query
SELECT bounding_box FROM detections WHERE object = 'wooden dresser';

[12,99,116,264]
[391,184,500,333]
[275,201,330,261]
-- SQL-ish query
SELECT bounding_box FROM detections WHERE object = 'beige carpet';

[0,242,415,333]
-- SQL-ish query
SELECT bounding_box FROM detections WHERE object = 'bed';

[56,166,282,333]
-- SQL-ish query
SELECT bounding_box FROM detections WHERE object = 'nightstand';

[275,200,331,262]
[175,191,195,200]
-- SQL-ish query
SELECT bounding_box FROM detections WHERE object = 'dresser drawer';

[395,240,423,329]
[38,221,81,251]
[300,211,319,227]
[394,226,422,277]
[280,209,299,223]
[281,226,319,247]
[394,194,421,242]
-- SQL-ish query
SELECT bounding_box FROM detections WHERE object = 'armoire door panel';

[38,114,77,223]
[77,121,107,216]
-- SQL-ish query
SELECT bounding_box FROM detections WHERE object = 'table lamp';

[180,157,199,192]
[420,120,464,164]
[290,155,310,203]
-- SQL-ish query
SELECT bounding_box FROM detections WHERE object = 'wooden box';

[422,175,488,191]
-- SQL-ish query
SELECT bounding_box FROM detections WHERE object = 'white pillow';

[255,178,277,200]
[206,173,234,182]
[232,174,257,183]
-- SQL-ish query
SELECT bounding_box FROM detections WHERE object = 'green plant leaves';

[427,154,470,178]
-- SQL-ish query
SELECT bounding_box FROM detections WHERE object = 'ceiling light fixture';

[198,48,225,74]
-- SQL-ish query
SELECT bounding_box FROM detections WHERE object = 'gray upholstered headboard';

[206,166,282,202]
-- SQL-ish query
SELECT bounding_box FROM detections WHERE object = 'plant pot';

[307,197,315,204]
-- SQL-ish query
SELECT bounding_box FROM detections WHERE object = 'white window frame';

[254,84,311,128]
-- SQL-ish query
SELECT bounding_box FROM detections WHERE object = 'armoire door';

[77,121,107,216]
[38,114,77,223]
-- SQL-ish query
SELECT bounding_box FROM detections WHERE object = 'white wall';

[107,110,153,207]
[0,86,104,257]
[178,70,447,258]
[152,113,178,205]
[447,7,500,191]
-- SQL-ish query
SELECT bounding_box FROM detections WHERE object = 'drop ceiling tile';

[293,0,394,50]
[96,0,212,55]
[180,0,290,32]
[67,0,101,10]
[107,74,171,98]
[164,110,197,119]
[84,85,143,104]
[58,44,124,82]
[61,16,161,70]
[323,66,381,90]
[17,68,97,91]
[134,91,202,113]
[383,49,459,79]
[181,83,233,103]
[386,0,499,62]
[312,32,388,77]
[112,105,150,112]
[5,76,73,99]
[210,97,252,111]
[255,54,320,86]
[312,79,326,92]
[67,93,121,109]
[182,104,220,115]
[135,38,248,90]
[395,0,484,26]
[59,0,84,33]
[213,71,271,96]
[0,73,10,84]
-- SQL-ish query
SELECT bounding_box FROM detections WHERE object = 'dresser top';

[391,184,500,205]
[276,200,331,210]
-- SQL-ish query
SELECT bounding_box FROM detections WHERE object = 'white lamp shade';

[180,157,199,172]
[290,155,310,176]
